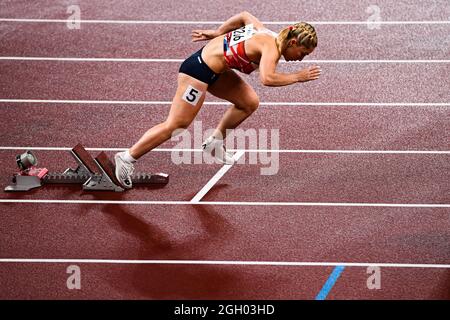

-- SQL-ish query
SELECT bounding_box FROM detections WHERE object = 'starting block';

[4,144,169,192]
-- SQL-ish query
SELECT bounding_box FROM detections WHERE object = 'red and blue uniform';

[179,25,277,85]
[223,25,277,74]
[223,32,257,74]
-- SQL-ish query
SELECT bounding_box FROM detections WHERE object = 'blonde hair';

[277,22,318,52]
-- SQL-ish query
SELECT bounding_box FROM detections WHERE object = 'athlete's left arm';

[259,38,321,86]
[191,11,264,42]
[259,40,300,86]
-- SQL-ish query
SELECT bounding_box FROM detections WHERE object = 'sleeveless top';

[223,24,278,74]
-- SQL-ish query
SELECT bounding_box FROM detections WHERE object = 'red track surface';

[0,1,449,300]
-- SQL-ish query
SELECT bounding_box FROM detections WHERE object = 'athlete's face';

[283,39,315,61]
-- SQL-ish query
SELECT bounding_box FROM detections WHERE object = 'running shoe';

[202,136,235,165]
[114,152,135,189]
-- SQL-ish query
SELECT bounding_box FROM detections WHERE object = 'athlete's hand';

[297,65,321,82]
[191,29,218,42]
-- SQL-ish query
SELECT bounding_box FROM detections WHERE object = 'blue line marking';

[315,265,345,300]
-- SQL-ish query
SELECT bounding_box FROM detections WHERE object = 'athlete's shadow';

[101,203,240,298]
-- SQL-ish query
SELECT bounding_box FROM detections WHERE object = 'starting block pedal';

[4,144,169,192]
[95,151,126,191]
[88,151,125,192]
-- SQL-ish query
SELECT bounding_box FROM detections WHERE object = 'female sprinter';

[114,11,321,189]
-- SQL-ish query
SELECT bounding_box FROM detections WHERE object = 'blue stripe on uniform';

[223,37,229,52]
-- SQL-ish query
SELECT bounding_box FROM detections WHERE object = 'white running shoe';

[202,136,235,165]
[114,152,135,189]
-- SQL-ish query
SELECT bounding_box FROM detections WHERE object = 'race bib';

[229,24,256,46]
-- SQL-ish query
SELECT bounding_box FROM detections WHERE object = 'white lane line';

[1,18,450,25]
[1,99,449,107]
[1,57,450,63]
[0,258,448,269]
[0,147,449,155]
[0,57,184,62]
[0,199,448,208]
[191,151,245,203]
[305,60,450,64]
[230,150,450,154]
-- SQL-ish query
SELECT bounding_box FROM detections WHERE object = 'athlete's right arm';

[216,11,265,34]
[191,11,263,42]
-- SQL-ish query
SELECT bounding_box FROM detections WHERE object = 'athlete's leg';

[115,73,207,188]
[129,74,208,159]
[200,69,259,165]
[207,69,260,139]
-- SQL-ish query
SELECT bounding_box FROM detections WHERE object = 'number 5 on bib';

[182,85,203,106]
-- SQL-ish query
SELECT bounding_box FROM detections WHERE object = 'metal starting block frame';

[4,144,169,192]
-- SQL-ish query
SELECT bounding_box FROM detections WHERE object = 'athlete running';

[114,11,320,189]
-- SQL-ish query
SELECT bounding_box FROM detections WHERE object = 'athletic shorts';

[179,47,220,85]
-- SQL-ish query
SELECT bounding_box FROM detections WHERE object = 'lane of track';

[1,61,449,102]
[1,151,448,204]
[0,104,448,151]
[0,263,449,299]
[1,204,448,263]
[202,153,450,204]
[1,23,449,60]
[1,0,449,21]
